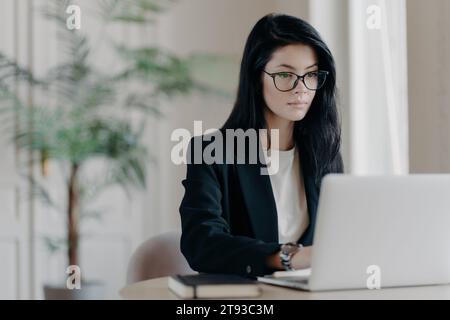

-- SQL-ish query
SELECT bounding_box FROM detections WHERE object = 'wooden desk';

[120,277,450,300]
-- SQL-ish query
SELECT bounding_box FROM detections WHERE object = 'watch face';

[282,243,299,255]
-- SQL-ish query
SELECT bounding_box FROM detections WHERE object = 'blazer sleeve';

[179,137,280,277]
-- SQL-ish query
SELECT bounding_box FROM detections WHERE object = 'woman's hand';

[266,245,313,270]
[291,246,312,270]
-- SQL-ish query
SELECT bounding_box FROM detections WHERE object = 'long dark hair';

[222,13,344,190]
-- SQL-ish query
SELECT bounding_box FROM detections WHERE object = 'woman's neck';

[262,109,295,151]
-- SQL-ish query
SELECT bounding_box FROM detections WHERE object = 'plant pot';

[43,281,106,300]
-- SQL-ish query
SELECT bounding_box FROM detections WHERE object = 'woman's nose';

[293,79,308,94]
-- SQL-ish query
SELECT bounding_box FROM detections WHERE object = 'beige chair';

[126,230,196,285]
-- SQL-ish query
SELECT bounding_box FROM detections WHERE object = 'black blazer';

[179,130,340,277]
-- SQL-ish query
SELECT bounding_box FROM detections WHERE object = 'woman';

[179,13,344,277]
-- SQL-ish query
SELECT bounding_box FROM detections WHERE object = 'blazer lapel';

[234,140,320,245]
[236,162,279,243]
[298,149,319,245]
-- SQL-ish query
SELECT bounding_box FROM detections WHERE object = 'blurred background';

[0,0,448,299]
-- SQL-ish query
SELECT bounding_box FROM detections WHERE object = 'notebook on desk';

[168,274,262,299]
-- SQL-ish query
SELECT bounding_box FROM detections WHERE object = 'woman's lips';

[288,101,308,107]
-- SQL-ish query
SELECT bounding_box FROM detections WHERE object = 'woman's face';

[262,43,318,123]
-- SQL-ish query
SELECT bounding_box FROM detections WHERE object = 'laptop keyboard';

[257,277,309,289]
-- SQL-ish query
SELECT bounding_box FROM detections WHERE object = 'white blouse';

[263,145,309,244]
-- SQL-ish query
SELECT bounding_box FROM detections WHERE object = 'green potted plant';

[0,0,233,299]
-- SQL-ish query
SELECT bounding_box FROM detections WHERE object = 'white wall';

[407,0,450,173]
[0,0,33,300]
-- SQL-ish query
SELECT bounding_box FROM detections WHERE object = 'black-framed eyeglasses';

[263,70,329,92]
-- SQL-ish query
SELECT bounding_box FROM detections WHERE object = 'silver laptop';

[258,174,450,291]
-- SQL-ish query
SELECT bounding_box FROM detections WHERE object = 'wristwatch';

[279,242,303,271]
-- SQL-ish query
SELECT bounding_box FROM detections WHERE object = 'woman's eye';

[277,73,292,79]
[307,72,318,78]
